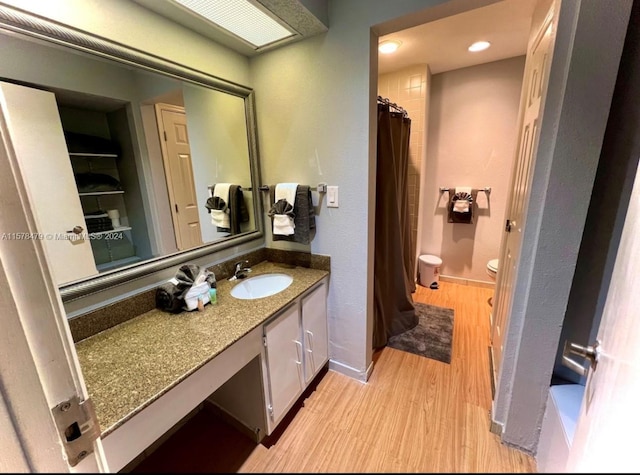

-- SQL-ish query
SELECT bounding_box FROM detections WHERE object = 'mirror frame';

[0,5,264,302]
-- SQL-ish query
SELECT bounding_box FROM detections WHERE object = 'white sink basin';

[230,273,293,300]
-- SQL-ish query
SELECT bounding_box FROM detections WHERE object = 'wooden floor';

[129,281,536,473]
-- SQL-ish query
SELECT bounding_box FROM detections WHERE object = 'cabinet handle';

[294,340,303,365]
[306,330,315,372]
[294,340,303,383]
[306,330,314,349]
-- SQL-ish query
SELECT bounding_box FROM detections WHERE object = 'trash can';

[419,254,442,289]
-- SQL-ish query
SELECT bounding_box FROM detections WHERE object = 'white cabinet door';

[0,81,98,285]
[264,303,304,430]
[302,282,329,384]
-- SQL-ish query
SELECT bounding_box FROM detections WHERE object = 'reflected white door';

[491,3,557,384]
[155,103,202,251]
[0,81,98,285]
[565,162,640,472]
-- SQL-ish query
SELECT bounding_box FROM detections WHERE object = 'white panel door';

[0,94,107,471]
[264,303,304,431]
[565,162,640,472]
[156,104,202,251]
[0,81,98,285]
[491,4,556,383]
[302,282,329,384]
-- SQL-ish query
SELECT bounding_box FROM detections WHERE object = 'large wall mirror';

[0,6,264,302]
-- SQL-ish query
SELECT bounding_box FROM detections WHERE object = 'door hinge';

[52,396,100,467]
[263,336,267,347]
[163,130,167,141]
[505,219,512,232]
[175,203,179,213]
[267,404,274,419]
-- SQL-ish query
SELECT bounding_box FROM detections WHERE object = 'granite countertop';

[75,261,329,437]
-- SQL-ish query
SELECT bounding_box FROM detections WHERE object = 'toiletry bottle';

[209,287,217,304]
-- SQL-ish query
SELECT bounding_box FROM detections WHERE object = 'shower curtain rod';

[377,95,409,118]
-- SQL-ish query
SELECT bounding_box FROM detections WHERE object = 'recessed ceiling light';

[468,41,491,52]
[173,0,295,49]
[379,40,402,54]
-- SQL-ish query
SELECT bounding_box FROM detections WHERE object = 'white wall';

[250,0,500,379]
[422,56,525,283]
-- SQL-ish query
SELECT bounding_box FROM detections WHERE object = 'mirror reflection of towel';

[228,185,250,235]
[206,184,249,234]
[210,183,231,229]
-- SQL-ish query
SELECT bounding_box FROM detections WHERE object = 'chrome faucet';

[229,260,252,281]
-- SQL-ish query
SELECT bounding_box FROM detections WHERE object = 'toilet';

[486,258,499,282]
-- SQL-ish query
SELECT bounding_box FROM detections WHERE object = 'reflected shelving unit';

[69,148,142,272]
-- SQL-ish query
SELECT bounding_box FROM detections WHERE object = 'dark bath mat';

[387,302,454,364]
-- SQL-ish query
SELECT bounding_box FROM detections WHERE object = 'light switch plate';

[327,185,339,208]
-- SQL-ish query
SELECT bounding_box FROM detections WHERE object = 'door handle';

[66,225,84,234]
[562,340,599,377]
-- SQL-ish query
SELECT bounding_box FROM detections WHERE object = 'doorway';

[373,0,632,454]
[377,0,538,296]
[376,0,536,400]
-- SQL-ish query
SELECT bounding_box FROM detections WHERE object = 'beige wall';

[378,65,429,262]
[421,56,525,283]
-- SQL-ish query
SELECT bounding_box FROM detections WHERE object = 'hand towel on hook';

[453,186,472,213]
[273,183,298,235]
[448,187,474,224]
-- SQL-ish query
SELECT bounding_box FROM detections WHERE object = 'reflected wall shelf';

[96,255,142,272]
[69,152,118,158]
[79,190,125,197]
[88,226,132,237]
[69,138,138,272]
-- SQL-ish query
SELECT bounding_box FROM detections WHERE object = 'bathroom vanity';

[74,262,329,472]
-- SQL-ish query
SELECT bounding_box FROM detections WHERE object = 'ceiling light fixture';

[468,41,491,52]
[379,40,402,54]
[173,0,295,49]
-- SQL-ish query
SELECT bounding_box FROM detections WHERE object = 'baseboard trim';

[329,359,369,383]
[440,275,495,288]
[365,359,374,381]
[489,409,504,436]
[488,346,496,400]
